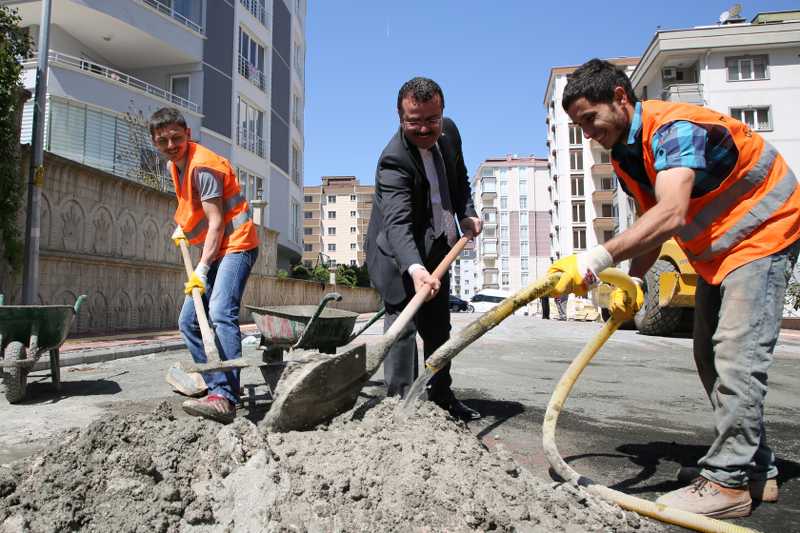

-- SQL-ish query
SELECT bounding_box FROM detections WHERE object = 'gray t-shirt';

[175,165,223,202]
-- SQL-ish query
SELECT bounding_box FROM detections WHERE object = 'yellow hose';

[542,268,760,533]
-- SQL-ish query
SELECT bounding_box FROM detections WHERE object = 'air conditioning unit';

[662,67,677,80]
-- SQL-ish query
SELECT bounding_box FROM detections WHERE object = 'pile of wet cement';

[0,399,663,532]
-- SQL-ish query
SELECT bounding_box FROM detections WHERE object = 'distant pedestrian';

[555,294,568,321]
[540,296,550,319]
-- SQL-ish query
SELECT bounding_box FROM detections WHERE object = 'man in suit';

[365,77,482,421]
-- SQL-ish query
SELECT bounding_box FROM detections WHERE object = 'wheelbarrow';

[246,292,385,393]
[0,294,87,403]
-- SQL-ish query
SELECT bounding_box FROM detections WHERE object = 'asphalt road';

[2,313,798,532]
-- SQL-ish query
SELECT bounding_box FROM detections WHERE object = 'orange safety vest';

[170,142,259,255]
[612,100,800,284]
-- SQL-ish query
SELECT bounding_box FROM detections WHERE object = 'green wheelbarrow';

[0,294,87,403]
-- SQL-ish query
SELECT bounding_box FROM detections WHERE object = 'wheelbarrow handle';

[347,307,385,343]
[292,292,341,350]
[74,294,88,314]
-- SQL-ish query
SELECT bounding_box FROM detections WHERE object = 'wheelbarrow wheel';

[3,341,28,404]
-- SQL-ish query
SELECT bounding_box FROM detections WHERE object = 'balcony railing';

[239,0,268,26]
[591,162,612,175]
[236,127,266,158]
[661,83,704,105]
[23,50,201,114]
[238,54,266,91]
[141,0,204,34]
[593,216,618,231]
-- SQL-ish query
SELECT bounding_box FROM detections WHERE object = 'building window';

[501,272,509,286]
[500,180,509,195]
[303,194,312,202]
[569,124,583,146]
[521,257,528,270]
[292,93,303,130]
[569,149,583,171]
[482,178,497,193]
[304,227,312,235]
[240,0,267,25]
[293,42,304,79]
[236,97,265,157]
[500,212,509,226]
[500,197,508,210]
[170,75,190,102]
[570,177,584,197]
[328,243,336,252]
[520,225,528,237]
[500,226,509,240]
[520,241,528,256]
[519,178,527,191]
[599,151,611,164]
[521,273,528,286]
[501,241,509,256]
[327,195,336,203]
[329,259,337,267]
[350,226,356,233]
[327,227,336,236]
[238,28,266,90]
[481,166,496,177]
[520,196,528,209]
[603,230,615,242]
[601,176,616,191]
[350,243,356,250]
[350,210,356,217]
[291,200,300,243]
[730,106,772,131]
[303,243,312,252]
[304,211,312,219]
[573,228,586,250]
[501,257,509,271]
[350,194,357,201]
[292,144,303,186]
[483,241,497,255]
[726,55,768,81]
[327,210,336,219]
[350,259,357,266]
[572,201,586,223]
[601,203,615,217]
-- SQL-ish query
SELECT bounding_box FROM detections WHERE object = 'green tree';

[0,5,32,269]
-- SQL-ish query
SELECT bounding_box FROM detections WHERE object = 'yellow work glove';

[548,245,614,297]
[608,277,644,320]
[184,263,210,295]
[171,226,187,247]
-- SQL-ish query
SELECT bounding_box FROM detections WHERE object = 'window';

[327,227,336,236]
[238,28,266,90]
[482,178,497,193]
[328,243,336,252]
[520,224,528,237]
[501,241,509,256]
[291,200,300,242]
[569,149,583,171]
[350,226,356,233]
[240,0,267,25]
[570,176,584,197]
[481,166,496,177]
[304,227,312,235]
[327,195,336,203]
[520,196,528,209]
[500,212,509,225]
[237,167,265,216]
[603,230,615,242]
[292,144,303,186]
[573,228,586,250]
[500,226,509,240]
[329,259,337,267]
[521,257,528,270]
[502,272,509,286]
[170,75,190,102]
[483,241,497,255]
[520,241,528,256]
[599,151,611,164]
[601,203,615,217]
[350,210,356,217]
[293,43,304,79]
[501,257,509,271]
[237,98,265,157]
[500,180,509,195]
[303,243,312,252]
[350,194,357,201]
[304,211,312,219]
[350,259,357,266]
[519,179,527,191]
[327,211,336,219]
[292,93,302,130]
[350,243,357,250]
[521,273,528,286]
[726,55,768,81]
[500,197,508,210]
[572,201,586,223]
[569,124,583,145]
[730,107,771,131]
[600,176,616,191]
[303,195,312,202]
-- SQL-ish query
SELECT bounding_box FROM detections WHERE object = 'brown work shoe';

[750,478,778,503]
[182,394,235,424]
[656,477,752,518]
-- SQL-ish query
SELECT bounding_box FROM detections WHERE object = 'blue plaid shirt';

[612,101,739,199]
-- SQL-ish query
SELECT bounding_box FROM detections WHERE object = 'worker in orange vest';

[150,107,260,424]
[549,59,799,518]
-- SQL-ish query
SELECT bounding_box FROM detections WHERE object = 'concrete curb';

[30,341,187,372]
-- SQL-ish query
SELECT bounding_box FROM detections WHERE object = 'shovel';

[262,234,471,432]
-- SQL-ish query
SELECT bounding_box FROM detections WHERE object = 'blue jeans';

[694,239,800,487]
[178,247,258,404]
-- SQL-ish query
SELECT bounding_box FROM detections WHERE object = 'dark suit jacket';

[365,118,477,305]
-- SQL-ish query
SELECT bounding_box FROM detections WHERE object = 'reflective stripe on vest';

[184,203,252,241]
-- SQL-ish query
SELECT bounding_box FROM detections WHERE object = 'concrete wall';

[247,277,381,315]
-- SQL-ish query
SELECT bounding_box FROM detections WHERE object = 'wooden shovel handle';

[177,239,220,362]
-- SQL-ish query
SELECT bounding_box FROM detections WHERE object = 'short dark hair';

[396,77,445,116]
[562,59,637,112]
[149,107,187,138]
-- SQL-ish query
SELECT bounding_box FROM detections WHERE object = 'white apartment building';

[302,176,373,269]
[11,0,307,268]
[472,155,551,294]
[543,58,639,265]
[450,242,478,300]
[630,10,800,174]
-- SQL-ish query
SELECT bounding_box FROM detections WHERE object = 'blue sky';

[303,1,798,186]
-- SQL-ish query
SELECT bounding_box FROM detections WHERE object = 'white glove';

[575,245,614,290]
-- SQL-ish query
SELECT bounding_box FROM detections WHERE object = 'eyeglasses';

[153,132,187,148]
[402,116,443,129]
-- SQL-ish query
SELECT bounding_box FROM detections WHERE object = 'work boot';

[182,394,235,424]
[656,477,751,518]
[676,466,778,502]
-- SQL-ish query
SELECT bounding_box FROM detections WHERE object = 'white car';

[470,289,528,315]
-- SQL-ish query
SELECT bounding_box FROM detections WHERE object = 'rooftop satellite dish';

[730,3,742,18]
[719,10,730,23]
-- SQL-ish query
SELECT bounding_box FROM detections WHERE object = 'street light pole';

[21,0,53,304]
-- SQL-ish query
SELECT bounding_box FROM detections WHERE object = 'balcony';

[238,54,266,92]
[661,84,704,105]
[236,127,266,158]
[481,185,497,201]
[593,217,618,231]
[141,0,203,33]
[592,188,616,202]
[591,162,613,176]
[240,0,270,27]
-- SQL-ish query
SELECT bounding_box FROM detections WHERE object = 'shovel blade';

[263,344,367,432]
[178,358,251,374]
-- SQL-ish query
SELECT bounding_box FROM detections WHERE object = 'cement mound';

[0,400,663,532]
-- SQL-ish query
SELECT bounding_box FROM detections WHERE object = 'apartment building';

[543,58,639,264]
[629,10,800,174]
[472,155,551,294]
[302,176,373,269]
[450,242,478,300]
[12,0,307,268]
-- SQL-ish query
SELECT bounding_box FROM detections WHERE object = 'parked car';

[448,295,474,313]
[470,289,528,315]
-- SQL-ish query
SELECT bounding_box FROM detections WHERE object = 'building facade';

[12,0,307,268]
[543,58,639,265]
[302,176,373,269]
[472,155,551,294]
[629,10,800,174]
[450,242,478,300]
